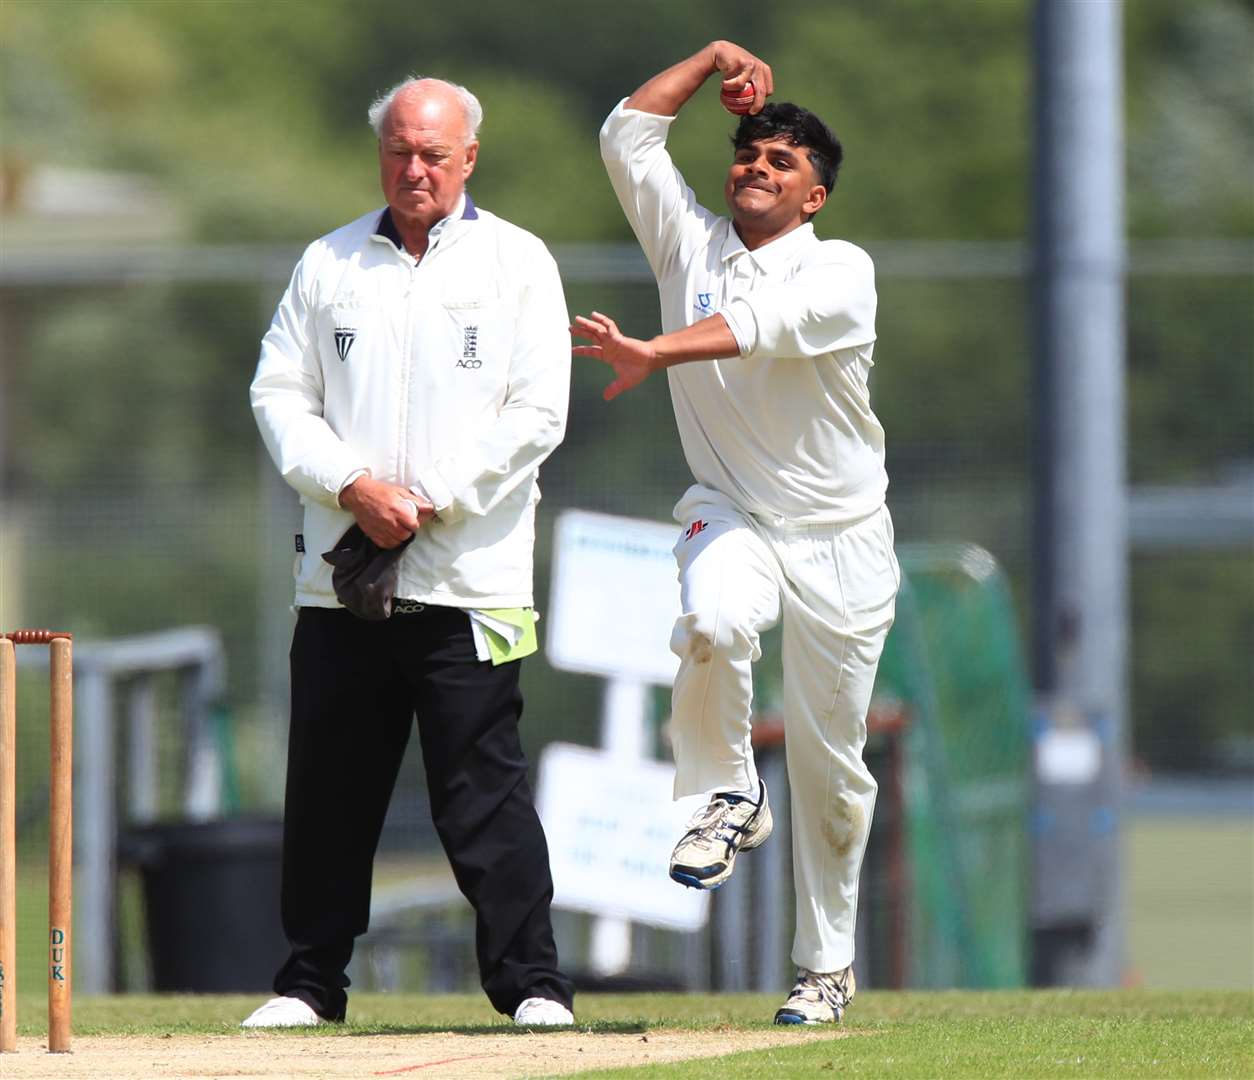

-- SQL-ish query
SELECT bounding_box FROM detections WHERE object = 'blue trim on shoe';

[670,868,722,890]
[774,1010,808,1025]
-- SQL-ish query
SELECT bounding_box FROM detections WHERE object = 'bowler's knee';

[670,611,756,665]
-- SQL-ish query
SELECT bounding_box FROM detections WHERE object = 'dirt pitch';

[2,1027,849,1078]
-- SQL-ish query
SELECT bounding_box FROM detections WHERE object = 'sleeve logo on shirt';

[334,328,357,362]
[684,519,708,542]
[456,325,482,369]
[695,292,714,316]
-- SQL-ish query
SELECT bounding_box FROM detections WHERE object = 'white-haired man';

[244,77,574,1027]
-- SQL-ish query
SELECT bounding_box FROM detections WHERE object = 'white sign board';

[537,742,710,931]
[546,510,682,684]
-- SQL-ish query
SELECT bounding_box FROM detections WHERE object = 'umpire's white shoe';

[774,966,856,1025]
[513,997,575,1026]
[240,995,323,1028]
[669,780,772,890]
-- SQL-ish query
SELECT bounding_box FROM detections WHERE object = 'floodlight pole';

[1031,0,1128,986]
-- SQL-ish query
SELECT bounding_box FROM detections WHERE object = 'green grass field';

[7,989,1252,1078]
[6,817,1250,1076]
[1126,818,1254,990]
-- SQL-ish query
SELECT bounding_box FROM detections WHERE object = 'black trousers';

[272,606,573,1020]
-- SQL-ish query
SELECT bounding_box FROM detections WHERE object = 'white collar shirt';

[600,100,888,525]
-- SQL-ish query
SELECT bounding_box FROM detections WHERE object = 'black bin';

[121,818,286,992]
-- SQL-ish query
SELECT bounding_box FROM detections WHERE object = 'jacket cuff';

[335,468,369,508]
[415,466,460,524]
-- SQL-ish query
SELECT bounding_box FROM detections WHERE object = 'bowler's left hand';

[571,312,656,401]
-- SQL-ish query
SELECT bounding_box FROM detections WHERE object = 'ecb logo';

[457,325,482,369]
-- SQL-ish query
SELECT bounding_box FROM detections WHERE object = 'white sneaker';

[513,996,574,1026]
[240,995,323,1028]
[773,966,856,1025]
[669,780,773,890]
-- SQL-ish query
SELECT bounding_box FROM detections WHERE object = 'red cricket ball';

[720,81,756,115]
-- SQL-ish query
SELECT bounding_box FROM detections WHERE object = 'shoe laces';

[683,794,752,849]
[789,967,854,1013]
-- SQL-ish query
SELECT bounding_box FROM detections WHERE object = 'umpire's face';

[379,83,479,230]
[724,138,827,235]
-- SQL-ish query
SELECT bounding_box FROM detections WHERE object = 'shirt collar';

[373,193,478,254]
[719,220,816,273]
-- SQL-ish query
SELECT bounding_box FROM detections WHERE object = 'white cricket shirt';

[600,101,888,525]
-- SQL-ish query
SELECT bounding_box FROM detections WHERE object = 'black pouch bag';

[321,524,415,621]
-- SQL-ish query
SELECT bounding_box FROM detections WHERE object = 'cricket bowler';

[572,40,900,1025]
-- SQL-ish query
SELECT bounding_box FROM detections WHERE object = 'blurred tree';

[1127,0,1254,236]
[1131,552,1254,772]
[1128,276,1254,484]
[4,0,1250,243]
[766,0,1031,242]
[10,284,261,491]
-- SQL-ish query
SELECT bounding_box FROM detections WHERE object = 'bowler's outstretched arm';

[571,311,740,401]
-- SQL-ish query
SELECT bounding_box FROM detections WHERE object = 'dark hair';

[731,102,843,195]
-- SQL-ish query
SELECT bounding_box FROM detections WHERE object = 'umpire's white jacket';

[251,195,570,609]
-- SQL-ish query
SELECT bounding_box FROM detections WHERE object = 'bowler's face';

[724,138,825,232]
[378,89,478,229]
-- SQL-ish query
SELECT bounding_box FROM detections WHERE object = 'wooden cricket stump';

[0,630,73,1054]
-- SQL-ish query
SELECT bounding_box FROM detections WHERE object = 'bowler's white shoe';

[513,997,575,1026]
[240,995,323,1028]
[774,966,856,1025]
[669,780,773,890]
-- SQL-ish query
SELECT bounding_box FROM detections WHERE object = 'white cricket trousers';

[668,484,900,973]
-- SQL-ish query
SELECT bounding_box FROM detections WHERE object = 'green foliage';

[7,285,261,490]
[444,70,623,242]
[1131,552,1254,772]
[769,1,1032,242]
[1127,276,1254,485]
[1127,1,1254,235]
[3,0,1251,241]
[874,278,1031,455]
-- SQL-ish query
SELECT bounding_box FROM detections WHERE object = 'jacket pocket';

[441,295,491,310]
[294,500,354,601]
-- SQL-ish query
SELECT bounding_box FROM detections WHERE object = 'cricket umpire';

[573,41,899,1024]
[245,76,575,1027]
